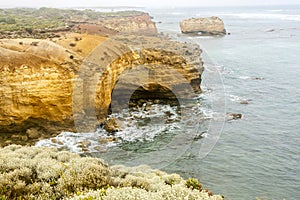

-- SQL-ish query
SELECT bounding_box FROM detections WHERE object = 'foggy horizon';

[0,0,300,8]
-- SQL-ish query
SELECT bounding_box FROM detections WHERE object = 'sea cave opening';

[109,83,181,115]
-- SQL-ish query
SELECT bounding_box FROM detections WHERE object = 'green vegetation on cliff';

[0,7,145,35]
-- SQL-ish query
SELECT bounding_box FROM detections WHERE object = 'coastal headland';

[0,7,224,199]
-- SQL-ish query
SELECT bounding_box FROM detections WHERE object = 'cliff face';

[0,34,105,139]
[101,13,158,35]
[73,35,203,132]
[72,13,158,36]
[180,16,226,35]
[0,34,203,143]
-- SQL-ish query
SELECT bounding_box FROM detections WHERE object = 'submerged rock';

[180,16,226,36]
[226,113,243,121]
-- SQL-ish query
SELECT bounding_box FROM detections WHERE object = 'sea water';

[145,5,300,199]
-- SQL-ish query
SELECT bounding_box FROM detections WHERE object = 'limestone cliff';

[0,34,203,144]
[71,13,158,36]
[180,16,226,35]
[0,34,105,143]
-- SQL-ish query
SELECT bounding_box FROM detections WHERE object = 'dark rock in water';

[252,77,264,80]
[226,113,242,121]
[180,16,226,36]
[240,100,249,105]
[144,102,152,111]
[104,117,123,134]
[154,99,160,104]
[266,29,276,32]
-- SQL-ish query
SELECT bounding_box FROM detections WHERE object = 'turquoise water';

[146,5,300,200]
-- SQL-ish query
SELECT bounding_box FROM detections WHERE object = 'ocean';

[36,5,300,200]
[147,5,300,199]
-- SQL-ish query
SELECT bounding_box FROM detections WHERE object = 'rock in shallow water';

[226,113,243,121]
[104,117,123,133]
[180,16,226,36]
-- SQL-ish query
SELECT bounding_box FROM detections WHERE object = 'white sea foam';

[222,13,300,21]
[35,104,183,153]
[35,99,211,154]
[239,76,264,80]
[239,76,252,80]
[35,131,118,154]
[267,9,284,12]
[228,94,252,104]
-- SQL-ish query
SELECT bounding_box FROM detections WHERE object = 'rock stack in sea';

[180,16,226,36]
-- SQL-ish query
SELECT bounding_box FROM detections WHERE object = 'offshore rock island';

[0,7,223,199]
[180,16,226,36]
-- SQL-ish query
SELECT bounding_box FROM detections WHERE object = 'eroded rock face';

[180,16,226,35]
[0,34,203,141]
[73,13,158,36]
[101,13,158,35]
[0,40,75,134]
[0,34,106,138]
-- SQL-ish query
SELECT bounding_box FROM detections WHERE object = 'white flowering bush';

[0,145,223,200]
[70,165,224,200]
[0,145,110,199]
[70,185,223,200]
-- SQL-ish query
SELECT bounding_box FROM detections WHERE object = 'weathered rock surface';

[180,16,226,35]
[0,34,203,142]
[0,34,105,138]
[99,13,158,35]
[72,13,158,36]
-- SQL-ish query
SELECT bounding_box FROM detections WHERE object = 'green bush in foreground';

[0,145,223,200]
[186,178,203,191]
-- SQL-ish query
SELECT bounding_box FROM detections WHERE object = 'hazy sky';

[0,0,299,8]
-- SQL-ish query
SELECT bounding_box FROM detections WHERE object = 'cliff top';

[0,8,151,38]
